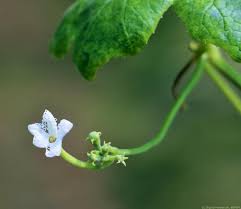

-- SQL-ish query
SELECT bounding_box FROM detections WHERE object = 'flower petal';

[57,119,73,140]
[45,149,56,158]
[28,123,48,148]
[28,123,42,136]
[42,109,57,137]
[33,136,48,148]
[45,142,62,158]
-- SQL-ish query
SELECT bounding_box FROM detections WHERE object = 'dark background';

[0,1,241,209]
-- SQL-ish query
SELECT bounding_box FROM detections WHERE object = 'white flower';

[28,110,73,158]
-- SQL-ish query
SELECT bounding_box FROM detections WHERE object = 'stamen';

[49,136,57,143]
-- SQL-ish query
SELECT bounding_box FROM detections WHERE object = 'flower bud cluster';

[86,131,128,168]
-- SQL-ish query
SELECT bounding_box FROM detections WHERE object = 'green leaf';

[50,0,173,80]
[174,0,241,62]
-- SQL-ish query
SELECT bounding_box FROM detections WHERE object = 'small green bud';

[87,150,103,166]
[116,155,128,166]
[86,131,101,149]
[87,131,101,141]
[101,141,112,153]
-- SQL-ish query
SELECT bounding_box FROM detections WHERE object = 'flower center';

[49,135,57,143]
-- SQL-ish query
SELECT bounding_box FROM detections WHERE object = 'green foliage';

[174,0,241,62]
[50,0,241,80]
[50,0,173,80]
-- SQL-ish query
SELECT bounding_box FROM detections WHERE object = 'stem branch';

[213,59,241,90]
[205,63,241,115]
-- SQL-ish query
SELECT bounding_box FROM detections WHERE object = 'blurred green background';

[0,1,241,209]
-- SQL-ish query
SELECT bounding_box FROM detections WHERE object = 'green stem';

[205,63,241,115]
[119,55,206,156]
[60,148,96,170]
[207,44,241,90]
[213,59,241,90]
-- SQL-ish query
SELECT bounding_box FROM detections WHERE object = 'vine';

[28,0,241,170]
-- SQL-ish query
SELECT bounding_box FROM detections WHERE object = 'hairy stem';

[205,63,241,115]
[119,55,206,156]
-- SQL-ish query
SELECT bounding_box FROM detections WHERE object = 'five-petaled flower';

[28,110,73,158]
